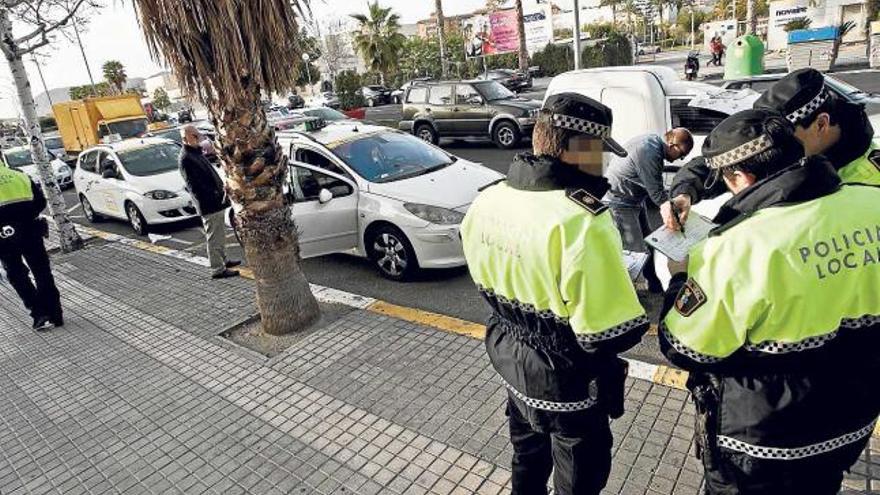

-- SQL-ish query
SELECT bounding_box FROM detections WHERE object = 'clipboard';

[645,215,717,262]
[622,250,649,281]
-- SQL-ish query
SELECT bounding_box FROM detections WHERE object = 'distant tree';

[152,87,171,110]
[295,28,322,87]
[351,1,407,85]
[38,116,57,131]
[784,17,812,32]
[102,60,127,94]
[334,70,365,110]
[69,82,112,100]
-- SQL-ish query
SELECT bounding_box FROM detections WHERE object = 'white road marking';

[67,204,81,213]
[166,237,193,246]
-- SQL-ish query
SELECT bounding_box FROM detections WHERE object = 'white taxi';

[73,138,197,235]
[229,121,504,281]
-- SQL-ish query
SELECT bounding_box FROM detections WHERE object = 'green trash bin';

[723,34,765,80]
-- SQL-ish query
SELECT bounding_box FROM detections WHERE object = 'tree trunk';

[515,0,529,71]
[0,9,82,253]
[217,83,319,335]
[436,0,447,78]
[745,0,756,35]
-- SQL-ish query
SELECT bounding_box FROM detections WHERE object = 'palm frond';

[133,0,311,106]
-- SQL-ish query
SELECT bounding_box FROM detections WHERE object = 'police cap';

[753,68,831,126]
[703,108,800,170]
[543,92,627,157]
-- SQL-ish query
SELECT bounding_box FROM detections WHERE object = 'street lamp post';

[302,53,313,95]
[690,6,695,51]
[71,16,98,96]
[31,56,53,108]
[573,0,582,70]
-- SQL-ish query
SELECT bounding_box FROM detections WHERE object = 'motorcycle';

[685,52,700,81]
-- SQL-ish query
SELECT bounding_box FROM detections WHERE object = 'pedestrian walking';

[179,125,240,279]
[461,93,649,495]
[661,68,879,231]
[0,164,62,330]
[603,128,693,292]
[710,36,724,66]
[660,109,880,494]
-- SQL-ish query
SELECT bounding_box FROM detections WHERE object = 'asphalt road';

[61,68,879,365]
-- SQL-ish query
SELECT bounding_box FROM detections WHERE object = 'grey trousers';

[202,211,227,275]
[607,202,662,287]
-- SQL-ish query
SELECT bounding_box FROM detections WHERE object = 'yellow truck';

[53,94,149,153]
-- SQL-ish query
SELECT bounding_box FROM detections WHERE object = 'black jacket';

[179,145,229,215]
[660,157,880,476]
[0,178,47,252]
[670,101,875,203]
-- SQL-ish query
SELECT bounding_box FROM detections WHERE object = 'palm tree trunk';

[515,0,529,71]
[218,84,320,335]
[435,0,447,78]
[745,0,756,35]
[0,9,82,253]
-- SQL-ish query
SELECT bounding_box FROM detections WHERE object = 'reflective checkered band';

[705,134,774,170]
[501,376,597,412]
[551,113,611,138]
[478,286,569,324]
[660,323,723,363]
[786,88,829,125]
[840,314,880,329]
[743,331,838,354]
[577,314,649,348]
[717,419,877,460]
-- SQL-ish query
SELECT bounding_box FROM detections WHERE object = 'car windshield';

[330,131,454,183]
[117,143,181,177]
[154,129,183,143]
[3,149,33,168]
[475,80,515,101]
[303,107,348,121]
[44,137,63,149]
[102,119,148,139]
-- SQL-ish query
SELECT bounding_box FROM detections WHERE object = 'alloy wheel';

[81,196,95,222]
[373,233,408,277]
[497,127,515,147]
[127,204,144,235]
[417,128,434,142]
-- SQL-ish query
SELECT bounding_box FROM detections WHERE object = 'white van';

[544,66,730,175]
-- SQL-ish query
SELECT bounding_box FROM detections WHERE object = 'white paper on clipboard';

[645,215,717,262]
[622,250,649,281]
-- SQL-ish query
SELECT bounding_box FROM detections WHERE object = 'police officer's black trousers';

[506,394,612,495]
[0,231,61,323]
[703,457,845,495]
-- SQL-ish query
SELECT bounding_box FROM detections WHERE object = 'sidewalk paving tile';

[0,241,875,494]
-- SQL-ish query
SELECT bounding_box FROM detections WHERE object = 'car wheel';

[415,123,438,145]
[80,195,101,223]
[493,121,521,149]
[125,202,149,236]
[368,225,418,281]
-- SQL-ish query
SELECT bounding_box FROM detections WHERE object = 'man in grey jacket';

[603,129,692,291]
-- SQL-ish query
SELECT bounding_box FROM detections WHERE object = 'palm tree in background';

[514,0,528,71]
[351,1,406,85]
[132,0,321,335]
[435,0,447,78]
[601,0,625,27]
[102,60,127,94]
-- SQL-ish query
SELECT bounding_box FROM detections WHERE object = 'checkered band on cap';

[786,88,829,124]
[551,113,611,138]
[705,134,774,170]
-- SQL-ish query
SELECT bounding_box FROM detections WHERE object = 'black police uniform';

[0,174,63,328]
[669,68,877,203]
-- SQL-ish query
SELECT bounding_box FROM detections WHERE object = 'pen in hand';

[671,203,686,235]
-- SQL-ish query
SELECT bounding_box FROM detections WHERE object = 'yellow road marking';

[366,301,487,340]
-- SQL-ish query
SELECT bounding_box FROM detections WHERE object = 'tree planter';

[344,108,366,120]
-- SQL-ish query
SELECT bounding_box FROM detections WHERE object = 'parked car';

[148,126,184,144]
[312,91,341,109]
[73,138,197,235]
[294,107,354,122]
[42,133,71,163]
[399,79,541,149]
[636,44,662,55]
[392,77,432,103]
[480,69,532,92]
[721,74,880,134]
[267,107,307,131]
[287,93,305,109]
[360,85,393,107]
[228,121,503,280]
[1,145,73,188]
[177,108,194,124]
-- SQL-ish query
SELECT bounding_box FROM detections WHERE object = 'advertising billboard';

[463,11,522,58]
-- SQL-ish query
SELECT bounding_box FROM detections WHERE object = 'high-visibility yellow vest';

[0,167,33,208]
[837,140,880,186]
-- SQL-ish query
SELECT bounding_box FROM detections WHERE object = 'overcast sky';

[0,0,553,118]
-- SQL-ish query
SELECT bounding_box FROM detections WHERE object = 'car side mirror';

[318,188,333,204]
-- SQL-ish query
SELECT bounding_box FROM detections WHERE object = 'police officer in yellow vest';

[661,68,879,231]
[660,109,880,494]
[0,165,62,331]
[462,93,649,494]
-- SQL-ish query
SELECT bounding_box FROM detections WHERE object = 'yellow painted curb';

[366,301,487,340]
[652,365,689,390]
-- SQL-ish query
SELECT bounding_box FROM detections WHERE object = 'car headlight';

[58,165,71,175]
[528,108,539,118]
[403,203,465,225]
[144,190,178,200]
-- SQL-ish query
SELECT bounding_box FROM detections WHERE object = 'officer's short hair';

[719,116,803,181]
[532,109,572,158]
